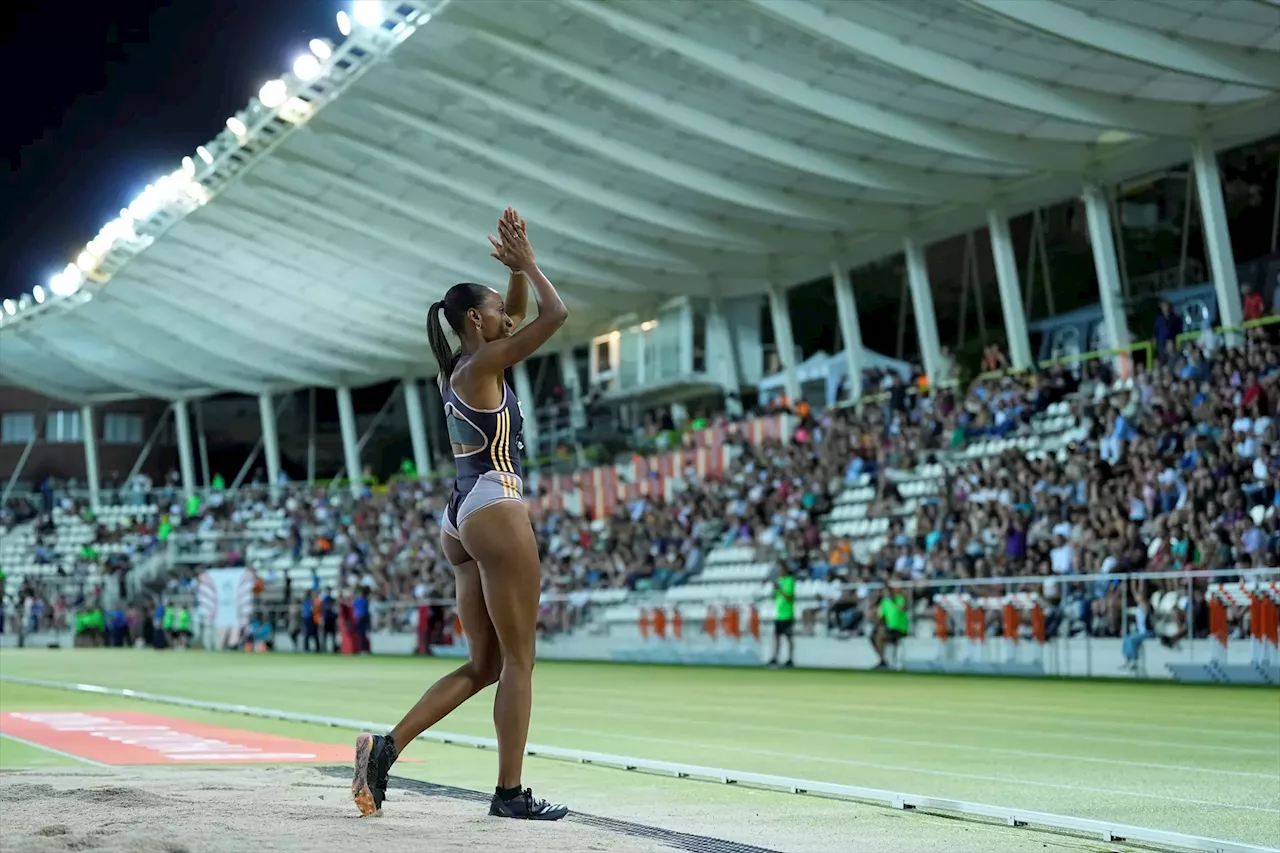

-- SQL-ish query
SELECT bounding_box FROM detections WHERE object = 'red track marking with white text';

[0,712,352,766]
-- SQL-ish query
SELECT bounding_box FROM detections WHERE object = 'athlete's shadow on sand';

[319,767,784,853]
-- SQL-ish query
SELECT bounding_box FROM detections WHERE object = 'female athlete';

[352,208,569,820]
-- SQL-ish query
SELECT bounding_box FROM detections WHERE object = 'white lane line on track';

[0,732,109,767]
[537,695,1271,757]
[532,725,1280,814]
[562,685,1280,740]
[534,708,1277,779]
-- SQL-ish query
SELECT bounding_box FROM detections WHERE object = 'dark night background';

[0,0,343,302]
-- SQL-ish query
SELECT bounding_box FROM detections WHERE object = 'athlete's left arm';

[505,269,528,327]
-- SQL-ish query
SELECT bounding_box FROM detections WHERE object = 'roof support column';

[831,261,866,403]
[903,238,945,385]
[336,386,363,499]
[173,400,197,501]
[558,349,586,431]
[767,283,801,404]
[259,392,282,498]
[402,379,432,480]
[512,362,539,465]
[1082,185,1133,362]
[1192,137,1244,346]
[986,210,1034,371]
[194,402,211,489]
[81,405,100,512]
[708,296,744,417]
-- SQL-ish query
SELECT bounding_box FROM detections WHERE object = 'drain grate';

[322,767,786,853]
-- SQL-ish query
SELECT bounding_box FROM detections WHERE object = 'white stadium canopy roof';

[1,0,1278,403]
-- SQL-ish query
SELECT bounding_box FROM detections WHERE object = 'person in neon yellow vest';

[872,584,910,669]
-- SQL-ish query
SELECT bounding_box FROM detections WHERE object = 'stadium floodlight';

[17,295,30,310]
[182,155,196,177]
[128,185,162,221]
[226,116,248,136]
[32,285,45,304]
[293,54,322,82]
[259,79,289,109]
[196,145,214,165]
[336,10,352,35]
[76,250,96,272]
[2,299,15,316]
[309,38,333,60]
[352,1,383,28]
[49,264,84,297]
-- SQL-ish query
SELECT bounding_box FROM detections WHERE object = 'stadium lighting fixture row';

[23,0,373,318]
[352,1,385,28]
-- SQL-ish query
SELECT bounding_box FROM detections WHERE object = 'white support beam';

[767,284,801,404]
[402,378,432,478]
[102,283,339,389]
[366,100,764,249]
[558,349,586,431]
[17,328,182,400]
[270,157,659,294]
[336,386,363,499]
[564,0,1087,171]
[708,296,744,418]
[967,0,1280,89]
[259,392,282,495]
[250,183,599,312]
[830,261,866,402]
[985,209,1035,370]
[903,239,946,384]
[1082,185,1133,357]
[752,0,1196,136]
[315,128,715,270]
[184,215,428,346]
[57,308,268,397]
[121,266,375,378]
[0,359,90,406]
[143,241,413,364]
[398,63,914,229]
[460,21,990,203]
[81,405,101,512]
[173,400,197,501]
[130,254,406,369]
[1191,138,1245,344]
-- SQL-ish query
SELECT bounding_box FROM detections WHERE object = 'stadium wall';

[0,388,173,485]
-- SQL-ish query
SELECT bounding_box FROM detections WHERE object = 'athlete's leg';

[458,501,541,791]
[353,530,500,817]
[388,533,502,746]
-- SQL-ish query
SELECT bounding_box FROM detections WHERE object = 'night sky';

[0,0,345,302]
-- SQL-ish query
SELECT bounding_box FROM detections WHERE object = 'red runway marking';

[0,711,354,766]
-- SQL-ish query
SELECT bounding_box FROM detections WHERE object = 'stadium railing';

[116,566,1277,686]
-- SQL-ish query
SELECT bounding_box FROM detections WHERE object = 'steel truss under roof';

[1,0,1278,403]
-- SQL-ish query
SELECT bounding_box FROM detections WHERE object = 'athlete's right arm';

[470,214,568,373]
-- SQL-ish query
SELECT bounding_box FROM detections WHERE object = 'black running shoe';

[352,732,397,817]
[488,788,569,821]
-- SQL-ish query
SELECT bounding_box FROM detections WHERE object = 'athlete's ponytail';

[426,282,492,387]
[426,300,456,385]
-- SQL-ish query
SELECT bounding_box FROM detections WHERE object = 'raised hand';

[488,207,535,272]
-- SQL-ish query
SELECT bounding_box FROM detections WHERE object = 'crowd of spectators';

[4,300,1278,653]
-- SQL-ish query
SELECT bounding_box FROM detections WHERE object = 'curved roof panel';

[2,0,1278,402]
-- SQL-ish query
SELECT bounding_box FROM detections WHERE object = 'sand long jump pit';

[0,711,764,853]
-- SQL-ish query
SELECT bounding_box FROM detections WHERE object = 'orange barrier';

[638,609,651,640]
[747,606,760,641]
[672,609,683,640]
[652,608,667,640]
[704,606,718,639]
[722,605,741,641]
